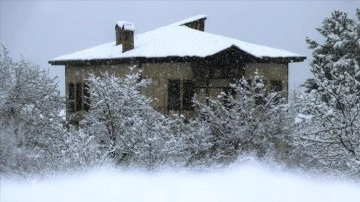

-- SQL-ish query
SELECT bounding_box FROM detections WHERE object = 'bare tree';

[83,70,179,170]
[0,46,66,175]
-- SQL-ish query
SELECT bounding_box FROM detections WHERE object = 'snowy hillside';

[1,162,359,202]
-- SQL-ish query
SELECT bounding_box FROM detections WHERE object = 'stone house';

[49,15,306,120]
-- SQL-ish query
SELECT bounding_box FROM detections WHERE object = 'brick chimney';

[115,21,135,53]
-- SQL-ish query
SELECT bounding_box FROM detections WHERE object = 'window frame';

[182,80,195,110]
[167,79,195,111]
[270,80,283,92]
[75,83,83,111]
[83,83,90,111]
[68,82,90,112]
[167,80,181,110]
[68,82,75,112]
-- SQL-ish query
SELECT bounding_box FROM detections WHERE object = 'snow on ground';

[1,162,359,202]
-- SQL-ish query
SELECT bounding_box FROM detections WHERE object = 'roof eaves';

[259,56,307,63]
[48,56,206,66]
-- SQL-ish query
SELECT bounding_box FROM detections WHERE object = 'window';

[76,83,83,111]
[67,82,90,112]
[168,79,195,111]
[270,80,283,92]
[84,83,90,111]
[183,80,195,110]
[68,83,75,112]
[168,80,180,110]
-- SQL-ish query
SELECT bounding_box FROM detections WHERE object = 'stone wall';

[65,62,194,117]
[65,61,288,120]
[245,63,288,97]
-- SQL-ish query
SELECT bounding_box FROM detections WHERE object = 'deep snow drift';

[1,162,359,202]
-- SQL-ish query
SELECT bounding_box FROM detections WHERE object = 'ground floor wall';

[65,62,289,121]
[65,62,195,119]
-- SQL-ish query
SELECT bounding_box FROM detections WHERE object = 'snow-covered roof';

[50,15,305,64]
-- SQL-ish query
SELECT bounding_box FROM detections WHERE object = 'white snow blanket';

[1,162,359,202]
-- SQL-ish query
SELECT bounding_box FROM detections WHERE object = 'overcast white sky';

[0,0,358,96]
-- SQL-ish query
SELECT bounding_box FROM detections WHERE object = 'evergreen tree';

[295,9,360,177]
[303,9,360,93]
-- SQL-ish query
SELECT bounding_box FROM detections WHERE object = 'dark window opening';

[183,80,195,110]
[168,80,180,110]
[270,80,283,92]
[270,80,283,104]
[68,82,91,112]
[69,83,75,100]
[76,83,83,111]
[84,83,90,111]
[68,102,75,112]
[68,83,75,112]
